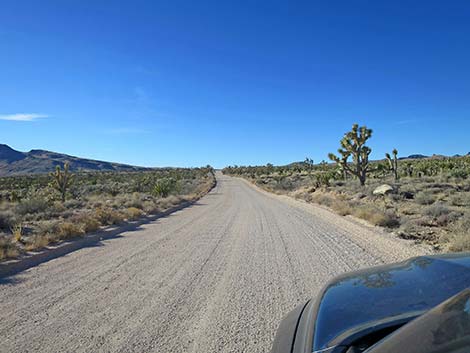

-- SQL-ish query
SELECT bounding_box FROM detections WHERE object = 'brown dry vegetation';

[223,156,470,252]
[0,167,215,260]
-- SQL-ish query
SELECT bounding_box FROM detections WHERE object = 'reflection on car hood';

[313,253,470,351]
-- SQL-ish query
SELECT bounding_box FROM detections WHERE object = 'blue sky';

[1,1,469,168]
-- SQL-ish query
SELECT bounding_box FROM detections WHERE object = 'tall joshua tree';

[51,162,73,202]
[328,124,373,186]
[385,148,399,181]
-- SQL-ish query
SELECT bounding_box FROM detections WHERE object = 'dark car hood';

[313,253,470,352]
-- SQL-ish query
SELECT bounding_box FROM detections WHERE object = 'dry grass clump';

[124,207,144,221]
[310,192,336,207]
[331,200,353,216]
[57,222,85,239]
[444,214,470,251]
[0,236,20,260]
[448,233,470,252]
[94,207,125,226]
[70,213,101,233]
[25,234,50,251]
[353,205,400,228]
[158,195,182,210]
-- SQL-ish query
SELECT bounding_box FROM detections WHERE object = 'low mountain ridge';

[0,144,148,176]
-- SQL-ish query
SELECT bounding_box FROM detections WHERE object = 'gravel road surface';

[0,172,431,353]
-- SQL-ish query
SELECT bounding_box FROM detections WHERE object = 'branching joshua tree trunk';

[386,148,399,181]
[51,162,73,202]
[328,124,373,186]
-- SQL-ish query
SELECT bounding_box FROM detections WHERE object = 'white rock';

[373,184,394,196]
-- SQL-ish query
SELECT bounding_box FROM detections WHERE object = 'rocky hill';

[0,144,148,176]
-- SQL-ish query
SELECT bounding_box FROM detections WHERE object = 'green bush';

[153,178,177,198]
[415,192,435,205]
[424,203,451,218]
[16,197,49,216]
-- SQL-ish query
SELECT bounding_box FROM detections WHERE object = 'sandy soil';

[0,172,432,352]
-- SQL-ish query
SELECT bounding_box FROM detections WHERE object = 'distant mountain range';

[287,152,470,168]
[0,144,149,176]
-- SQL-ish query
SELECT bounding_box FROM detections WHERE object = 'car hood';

[313,253,470,352]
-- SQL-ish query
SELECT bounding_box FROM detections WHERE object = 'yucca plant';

[153,178,177,198]
[50,162,74,202]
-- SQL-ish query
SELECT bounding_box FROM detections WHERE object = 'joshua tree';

[51,162,73,202]
[385,148,399,181]
[304,157,314,173]
[328,124,373,186]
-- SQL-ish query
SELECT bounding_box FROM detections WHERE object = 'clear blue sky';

[1,1,469,168]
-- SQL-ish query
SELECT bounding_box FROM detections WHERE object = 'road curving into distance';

[0,172,431,352]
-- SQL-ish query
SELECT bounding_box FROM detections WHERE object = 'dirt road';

[0,173,430,353]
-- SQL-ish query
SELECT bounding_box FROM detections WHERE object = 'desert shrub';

[424,203,451,218]
[315,172,333,188]
[399,219,420,238]
[331,200,353,216]
[448,233,470,252]
[81,217,101,233]
[124,207,144,220]
[310,193,336,207]
[450,193,470,207]
[414,216,433,227]
[25,234,49,251]
[70,213,101,233]
[0,236,19,260]
[444,213,470,251]
[435,212,461,227]
[35,220,60,237]
[0,209,17,231]
[51,201,67,213]
[94,207,125,226]
[415,192,435,205]
[450,169,469,179]
[291,188,314,203]
[353,206,400,228]
[57,222,85,239]
[124,193,147,209]
[16,197,49,215]
[64,199,83,209]
[142,201,160,214]
[158,195,182,210]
